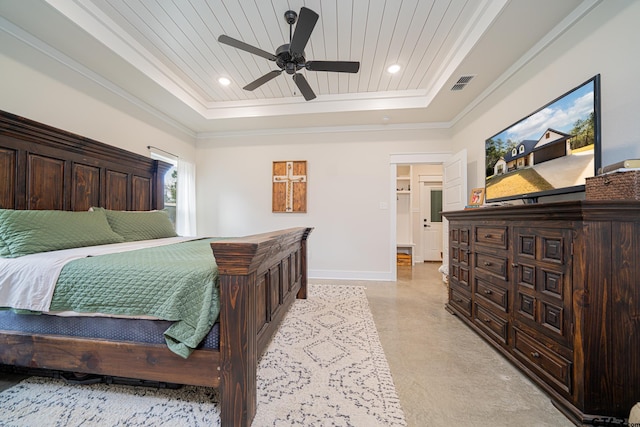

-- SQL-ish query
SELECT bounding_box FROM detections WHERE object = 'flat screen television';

[485,74,601,203]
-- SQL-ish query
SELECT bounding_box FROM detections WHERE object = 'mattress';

[0,310,220,350]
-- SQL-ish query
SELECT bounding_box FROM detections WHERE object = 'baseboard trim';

[309,269,395,282]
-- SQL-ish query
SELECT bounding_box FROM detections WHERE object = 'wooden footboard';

[212,226,312,427]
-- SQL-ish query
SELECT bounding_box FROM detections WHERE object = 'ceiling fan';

[218,7,360,101]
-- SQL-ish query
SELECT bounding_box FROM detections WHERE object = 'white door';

[421,184,443,261]
[442,149,467,272]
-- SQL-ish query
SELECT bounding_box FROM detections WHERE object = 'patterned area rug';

[0,285,406,426]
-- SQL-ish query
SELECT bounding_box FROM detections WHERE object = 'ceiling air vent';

[451,75,475,91]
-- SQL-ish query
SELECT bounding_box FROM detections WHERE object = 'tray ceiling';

[0,0,596,134]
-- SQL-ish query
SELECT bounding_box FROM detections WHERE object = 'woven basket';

[585,170,640,200]
[397,253,412,266]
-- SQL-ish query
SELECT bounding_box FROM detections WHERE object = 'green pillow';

[100,209,178,242]
[0,209,125,258]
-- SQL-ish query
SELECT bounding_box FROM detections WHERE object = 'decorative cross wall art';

[272,161,307,213]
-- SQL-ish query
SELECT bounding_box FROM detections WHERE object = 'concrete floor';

[0,262,574,426]
[318,261,574,427]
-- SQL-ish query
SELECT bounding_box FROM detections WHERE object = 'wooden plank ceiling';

[75,0,480,102]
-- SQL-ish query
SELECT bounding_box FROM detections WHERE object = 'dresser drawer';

[474,226,507,249]
[449,287,472,317]
[475,278,508,312]
[513,328,572,395]
[474,303,508,345]
[475,252,508,280]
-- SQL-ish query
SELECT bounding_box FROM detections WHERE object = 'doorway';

[393,164,443,267]
[389,151,467,281]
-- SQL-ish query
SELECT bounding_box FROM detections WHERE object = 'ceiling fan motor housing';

[276,44,305,74]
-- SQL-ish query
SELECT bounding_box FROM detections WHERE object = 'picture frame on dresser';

[468,188,485,206]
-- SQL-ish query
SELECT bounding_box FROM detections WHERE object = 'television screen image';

[485,75,601,203]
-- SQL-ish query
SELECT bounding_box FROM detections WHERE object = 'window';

[149,148,197,236]
[430,189,443,222]
[512,148,517,156]
[519,145,525,154]
[150,152,178,226]
[163,166,177,225]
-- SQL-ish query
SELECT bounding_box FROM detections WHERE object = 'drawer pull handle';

[455,298,463,303]
[530,351,540,358]
[484,234,492,238]
[484,318,491,323]
[511,263,518,268]
[484,289,493,295]
[483,261,492,266]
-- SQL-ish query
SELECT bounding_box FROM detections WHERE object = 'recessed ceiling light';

[387,64,401,74]
[218,77,231,86]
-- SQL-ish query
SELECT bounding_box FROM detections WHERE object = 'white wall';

[0,45,196,162]
[196,128,451,280]
[451,1,640,192]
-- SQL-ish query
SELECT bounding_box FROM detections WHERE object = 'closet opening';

[395,164,444,269]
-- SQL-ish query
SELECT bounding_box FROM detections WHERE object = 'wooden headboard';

[0,110,171,211]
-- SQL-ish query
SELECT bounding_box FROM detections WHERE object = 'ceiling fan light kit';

[218,7,360,101]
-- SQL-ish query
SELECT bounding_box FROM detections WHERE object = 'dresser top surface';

[443,200,640,221]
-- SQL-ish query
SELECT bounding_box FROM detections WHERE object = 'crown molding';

[40,0,501,122]
[197,121,451,140]
[0,15,197,139]
[451,0,603,126]
[44,0,211,115]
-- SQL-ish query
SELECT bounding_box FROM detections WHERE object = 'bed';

[0,110,312,426]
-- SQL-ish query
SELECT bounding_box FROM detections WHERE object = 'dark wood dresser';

[443,201,640,425]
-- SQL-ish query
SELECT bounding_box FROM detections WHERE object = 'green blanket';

[48,239,220,358]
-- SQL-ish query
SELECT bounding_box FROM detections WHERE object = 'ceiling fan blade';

[306,61,360,73]
[243,70,283,91]
[292,73,316,101]
[218,34,277,61]
[289,7,318,56]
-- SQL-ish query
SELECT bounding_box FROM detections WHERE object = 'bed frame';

[0,110,312,426]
